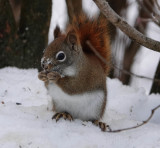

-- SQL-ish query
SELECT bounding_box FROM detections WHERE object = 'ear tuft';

[66,30,77,45]
[54,25,61,39]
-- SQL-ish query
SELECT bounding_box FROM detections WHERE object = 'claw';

[52,113,59,120]
[99,122,106,131]
[92,120,99,126]
[52,112,73,122]
[92,120,108,132]
[38,71,48,81]
[55,113,63,122]
[63,113,67,120]
[66,113,73,121]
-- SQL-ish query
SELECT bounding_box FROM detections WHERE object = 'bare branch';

[107,104,160,133]
[154,0,160,10]
[145,0,160,22]
[93,0,160,52]
[138,17,155,23]
[137,0,160,26]
[86,41,160,83]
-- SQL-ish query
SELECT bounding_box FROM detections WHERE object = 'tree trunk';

[104,0,128,78]
[0,0,52,70]
[107,0,128,41]
[0,0,17,68]
[120,0,153,84]
[150,60,160,94]
[66,0,82,23]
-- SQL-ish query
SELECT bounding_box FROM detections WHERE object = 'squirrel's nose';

[41,63,48,71]
[42,63,53,72]
[41,60,53,72]
[41,61,46,69]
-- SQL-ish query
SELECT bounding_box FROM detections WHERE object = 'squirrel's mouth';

[52,66,65,78]
[41,57,64,77]
[52,66,60,72]
[43,66,64,78]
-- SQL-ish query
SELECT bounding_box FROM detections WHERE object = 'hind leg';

[92,120,110,132]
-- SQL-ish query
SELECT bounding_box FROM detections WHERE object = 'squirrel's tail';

[67,14,111,74]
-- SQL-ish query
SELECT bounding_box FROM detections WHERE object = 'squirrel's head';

[41,26,82,77]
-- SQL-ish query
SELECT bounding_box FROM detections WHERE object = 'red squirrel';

[38,15,110,131]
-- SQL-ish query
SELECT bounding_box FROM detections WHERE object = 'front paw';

[47,71,61,82]
[38,71,48,82]
[52,112,73,122]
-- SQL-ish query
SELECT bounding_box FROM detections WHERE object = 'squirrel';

[38,15,111,131]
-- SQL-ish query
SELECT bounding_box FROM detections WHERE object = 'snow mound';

[0,67,160,148]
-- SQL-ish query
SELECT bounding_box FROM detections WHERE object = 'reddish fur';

[67,15,111,74]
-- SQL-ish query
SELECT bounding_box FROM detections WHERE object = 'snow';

[1,0,160,147]
[48,0,68,44]
[82,0,99,17]
[0,67,160,148]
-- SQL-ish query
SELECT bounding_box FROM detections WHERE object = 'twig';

[107,104,160,133]
[145,0,160,22]
[137,0,160,26]
[138,17,155,23]
[93,0,160,52]
[86,41,160,83]
[154,0,160,10]
[66,0,75,23]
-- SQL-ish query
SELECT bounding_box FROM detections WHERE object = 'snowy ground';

[0,67,160,148]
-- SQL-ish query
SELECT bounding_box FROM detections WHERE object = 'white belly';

[47,82,104,120]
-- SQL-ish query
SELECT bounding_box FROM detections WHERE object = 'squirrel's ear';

[66,30,77,45]
[54,25,61,39]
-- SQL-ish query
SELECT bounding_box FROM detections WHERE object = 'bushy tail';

[67,15,111,74]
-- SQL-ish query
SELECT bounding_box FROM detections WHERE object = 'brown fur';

[67,15,111,74]
[57,54,106,94]
[39,14,111,120]
[56,53,107,119]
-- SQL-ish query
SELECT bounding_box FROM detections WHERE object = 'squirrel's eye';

[56,51,66,62]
